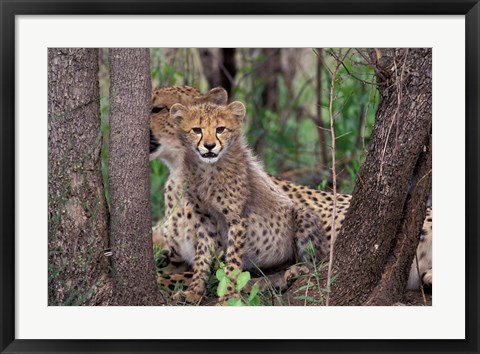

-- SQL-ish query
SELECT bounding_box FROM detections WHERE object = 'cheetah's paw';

[173,289,203,303]
[285,265,310,282]
[422,270,432,287]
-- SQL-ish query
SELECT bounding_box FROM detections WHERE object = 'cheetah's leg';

[157,271,194,291]
[220,216,248,303]
[173,208,217,303]
[293,206,328,263]
[153,225,191,276]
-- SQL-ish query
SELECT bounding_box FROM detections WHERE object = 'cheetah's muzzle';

[201,152,218,158]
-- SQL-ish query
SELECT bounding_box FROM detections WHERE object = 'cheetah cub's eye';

[216,127,225,134]
[192,127,202,134]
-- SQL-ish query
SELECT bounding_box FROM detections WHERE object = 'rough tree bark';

[48,48,111,305]
[329,48,432,306]
[108,48,160,305]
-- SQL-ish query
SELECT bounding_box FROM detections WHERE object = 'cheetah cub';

[171,100,328,302]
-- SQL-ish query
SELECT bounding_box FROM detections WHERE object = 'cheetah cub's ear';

[204,87,228,106]
[227,101,246,123]
[170,103,187,126]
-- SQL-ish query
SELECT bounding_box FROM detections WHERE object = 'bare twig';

[330,49,378,86]
[325,56,343,307]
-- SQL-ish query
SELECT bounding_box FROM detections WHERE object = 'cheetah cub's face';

[171,101,246,164]
[149,87,228,167]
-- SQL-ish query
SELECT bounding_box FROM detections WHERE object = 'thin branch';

[330,49,378,86]
[325,57,343,307]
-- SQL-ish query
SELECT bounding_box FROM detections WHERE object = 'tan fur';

[149,87,227,292]
[170,101,328,302]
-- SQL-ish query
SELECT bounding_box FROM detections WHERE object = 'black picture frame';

[1,1,478,353]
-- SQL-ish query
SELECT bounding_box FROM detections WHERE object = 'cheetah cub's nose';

[204,143,216,151]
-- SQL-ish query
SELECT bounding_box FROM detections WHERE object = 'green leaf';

[248,284,259,302]
[227,298,244,306]
[329,273,340,284]
[249,296,260,306]
[293,282,314,293]
[294,295,317,302]
[217,277,227,297]
[216,268,226,281]
[236,272,251,291]
[231,269,240,278]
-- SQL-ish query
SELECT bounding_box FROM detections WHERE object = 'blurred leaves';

[99,48,379,224]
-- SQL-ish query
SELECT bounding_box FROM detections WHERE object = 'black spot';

[187,212,192,219]
[222,208,229,215]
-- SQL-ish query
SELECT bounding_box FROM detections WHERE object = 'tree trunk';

[315,48,329,167]
[259,48,282,111]
[329,48,432,306]
[198,48,222,89]
[220,48,237,97]
[198,48,237,97]
[108,48,160,305]
[48,48,111,305]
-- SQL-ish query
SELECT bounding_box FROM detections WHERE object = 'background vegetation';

[99,48,379,225]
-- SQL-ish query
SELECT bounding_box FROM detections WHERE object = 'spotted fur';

[170,100,328,302]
